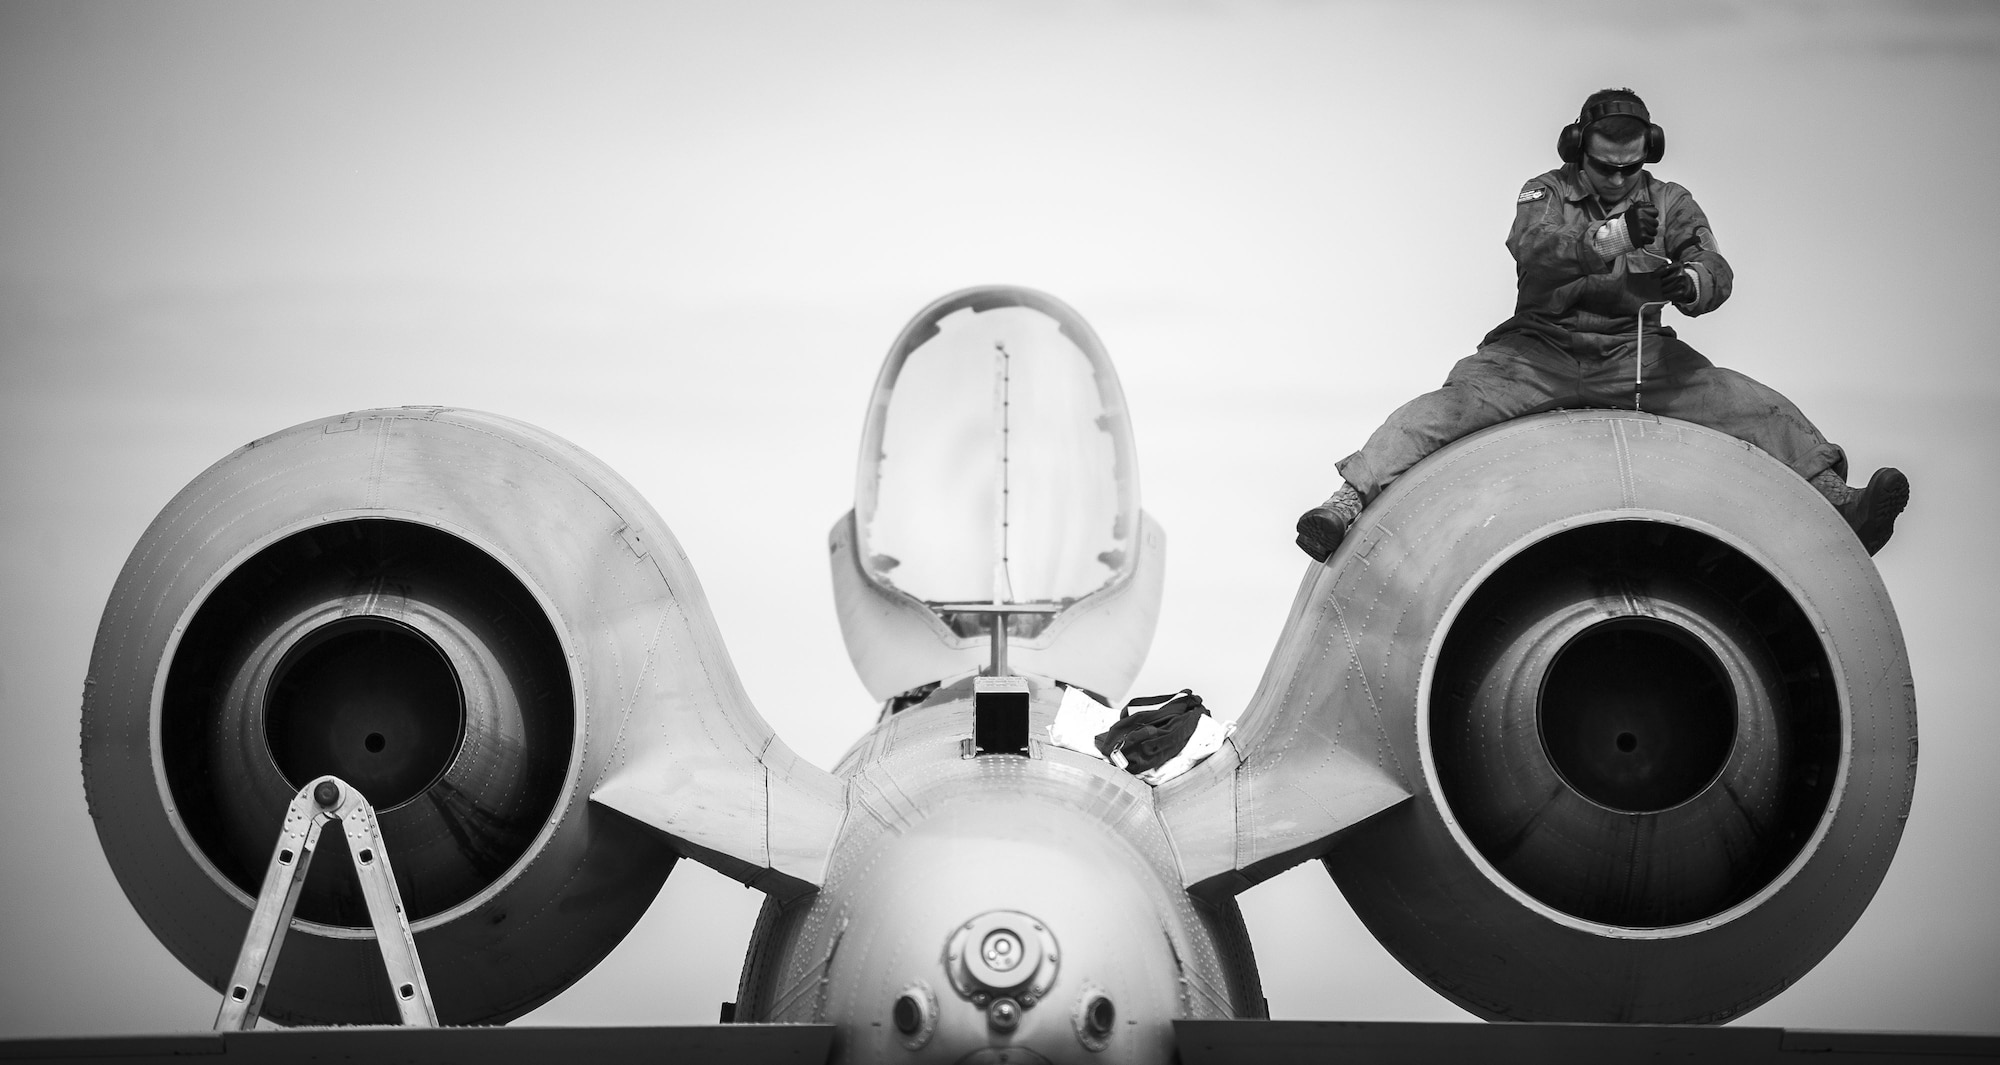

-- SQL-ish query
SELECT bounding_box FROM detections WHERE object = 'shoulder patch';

[1516,186,1548,204]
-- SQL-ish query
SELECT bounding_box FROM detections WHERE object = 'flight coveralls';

[1334,163,1847,502]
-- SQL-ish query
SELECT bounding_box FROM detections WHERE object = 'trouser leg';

[1336,340,1569,502]
[1601,336,1848,482]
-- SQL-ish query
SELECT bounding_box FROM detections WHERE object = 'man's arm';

[1507,180,1619,299]
[1658,184,1732,316]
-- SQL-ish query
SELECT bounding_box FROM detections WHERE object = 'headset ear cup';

[1557,123,1582,163]
[1646,124,1666,164]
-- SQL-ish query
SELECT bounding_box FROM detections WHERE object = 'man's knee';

[1444,373,1557,429]
[1652,337,1715,374]
[1445,342,1539,386]
[1380,381,1516,451]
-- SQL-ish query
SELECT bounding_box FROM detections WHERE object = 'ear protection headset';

[1557,88,1665,165]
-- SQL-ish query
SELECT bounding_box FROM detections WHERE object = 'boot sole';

[1295,508,1349,563]
[1849,467,1910,556]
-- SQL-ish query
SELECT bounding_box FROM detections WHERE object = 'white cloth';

[1049,684,1122,756]
[1047,684,1233,786]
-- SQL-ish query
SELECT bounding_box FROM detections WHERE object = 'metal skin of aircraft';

[78,286,1918,1063]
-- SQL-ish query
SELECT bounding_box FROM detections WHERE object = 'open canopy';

[855,286,1140,610]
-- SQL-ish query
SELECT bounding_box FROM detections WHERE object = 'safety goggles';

[1582,154,1645,179]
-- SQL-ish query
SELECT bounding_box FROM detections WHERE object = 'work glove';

[1651,263,1697,304]
[1622,201,1660,248]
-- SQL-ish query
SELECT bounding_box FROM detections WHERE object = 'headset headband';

[1579,94,1650,131]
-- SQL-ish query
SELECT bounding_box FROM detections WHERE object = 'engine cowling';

[1307,410,1916,1022]
[79,407,736,1024]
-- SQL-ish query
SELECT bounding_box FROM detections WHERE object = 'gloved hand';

[1622,201,1660,247]
[1652,263,1697,303]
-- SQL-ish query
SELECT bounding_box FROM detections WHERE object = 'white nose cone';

[830,287,1164,704]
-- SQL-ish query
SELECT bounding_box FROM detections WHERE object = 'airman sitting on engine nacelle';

[1296,88,1910,561]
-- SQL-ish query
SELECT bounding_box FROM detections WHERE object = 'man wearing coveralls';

[1295,88,1910,561]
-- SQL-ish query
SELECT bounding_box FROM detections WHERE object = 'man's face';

[1580,132,1647,208]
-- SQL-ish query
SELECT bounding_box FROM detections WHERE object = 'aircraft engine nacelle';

[1302,411,1915,1022]
[79,407,746,1025]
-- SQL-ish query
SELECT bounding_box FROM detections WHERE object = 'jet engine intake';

[80,407,761,1025]
[1429,521,1840,930]
[1240,411,1914,1023]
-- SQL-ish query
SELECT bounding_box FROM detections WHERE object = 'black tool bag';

[1094,689,1208,774]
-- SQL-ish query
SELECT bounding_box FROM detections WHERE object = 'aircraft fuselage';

[737,673,1257,1063]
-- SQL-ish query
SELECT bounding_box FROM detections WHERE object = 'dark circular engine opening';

[1431,521,1839,927]
[265,617,465,810]
[1539,618,1736,813]
[162,519,573,925]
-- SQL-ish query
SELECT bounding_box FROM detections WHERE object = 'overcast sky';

[2,0,1995,1039]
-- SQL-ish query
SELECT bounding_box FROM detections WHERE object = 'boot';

[1810,467,1909,556]
[1295,483,1364,563]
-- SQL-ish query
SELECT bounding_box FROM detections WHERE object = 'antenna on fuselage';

[992,339,1017,605]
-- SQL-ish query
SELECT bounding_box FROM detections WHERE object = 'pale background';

[2,0,1995,1038]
